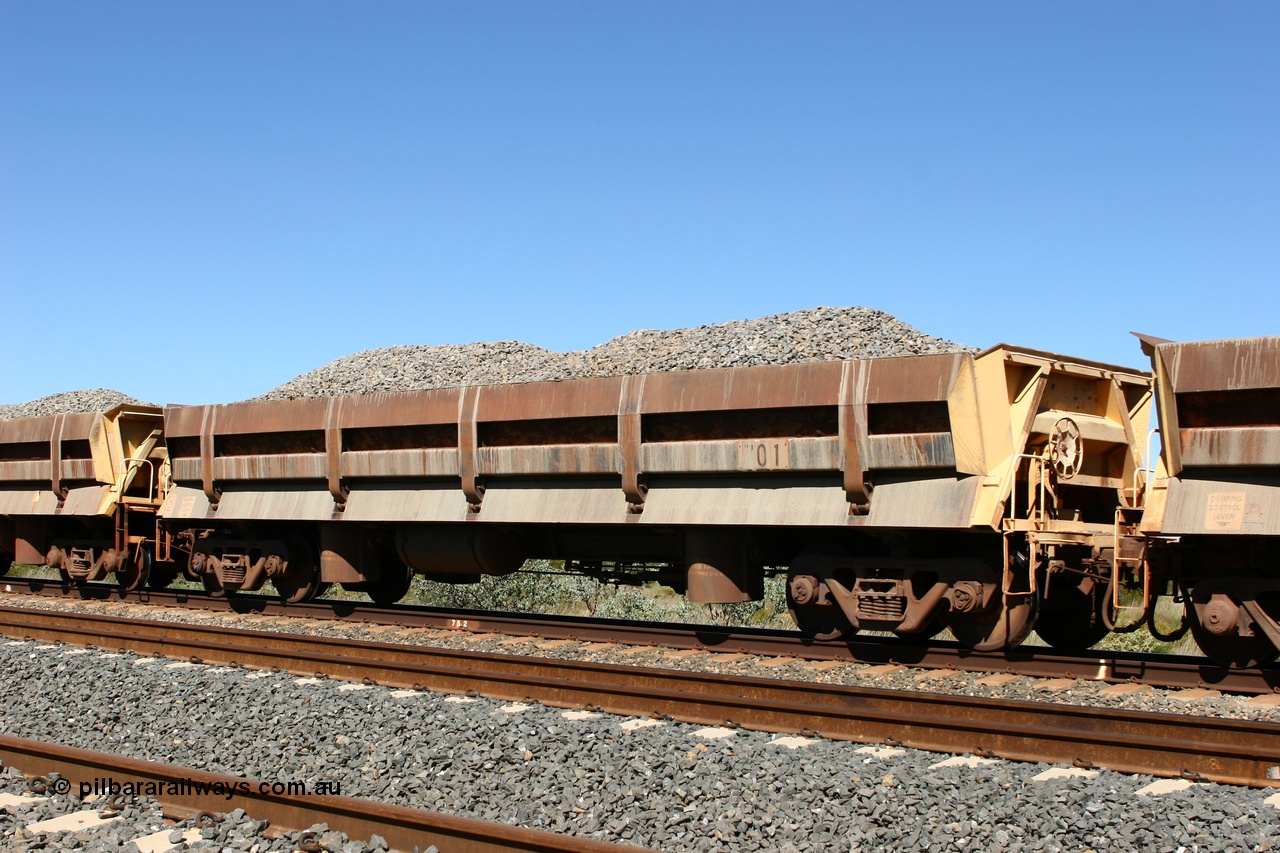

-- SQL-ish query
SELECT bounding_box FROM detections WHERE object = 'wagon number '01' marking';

[446,618,471,630]
[740,440,790,470]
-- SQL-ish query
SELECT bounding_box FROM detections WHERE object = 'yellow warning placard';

[1204,491,1247,531]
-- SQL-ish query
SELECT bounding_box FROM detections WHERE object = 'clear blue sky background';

[2,2,1276,405]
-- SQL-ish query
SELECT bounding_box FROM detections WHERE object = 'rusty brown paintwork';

[159,348,1149,534]
[1141,336,1280,533]
[151,346,1160,633]
[1133,335,1280,667]
[1144,335,1280,475]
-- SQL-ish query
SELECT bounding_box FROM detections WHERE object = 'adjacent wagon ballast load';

[157,344,1153,653]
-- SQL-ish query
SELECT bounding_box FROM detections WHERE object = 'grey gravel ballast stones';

[1,640,1276,852]
[0,390,154,420]
[4,306,969,413]
[259,306,973,400]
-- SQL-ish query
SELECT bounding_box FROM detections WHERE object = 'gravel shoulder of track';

[0,765,391,852]
[1,638,1277,853]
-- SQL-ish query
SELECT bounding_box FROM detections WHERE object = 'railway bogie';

[2,333,1278,668]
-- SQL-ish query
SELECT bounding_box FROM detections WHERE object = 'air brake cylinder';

[684,530,762,603]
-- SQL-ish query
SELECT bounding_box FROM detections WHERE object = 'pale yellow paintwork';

[85,406,168,515]
[959,346,1151,534]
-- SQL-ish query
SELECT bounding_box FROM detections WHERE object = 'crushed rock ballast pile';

[0,390,154,420]
[1,641,1275,853]
[260,305,972,400]
[1,307,968,412]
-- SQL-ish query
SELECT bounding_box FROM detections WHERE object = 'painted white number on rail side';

[447,618,471,630]
[739,440,789,470]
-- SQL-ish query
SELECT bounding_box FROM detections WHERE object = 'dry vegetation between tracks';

[8,560,1201,656]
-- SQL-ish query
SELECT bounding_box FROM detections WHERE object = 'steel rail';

[0,735,658,853]
[1,606,1278,789]
[4,576,1277,695]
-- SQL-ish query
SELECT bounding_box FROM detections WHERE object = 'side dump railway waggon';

[1,334,1278,667]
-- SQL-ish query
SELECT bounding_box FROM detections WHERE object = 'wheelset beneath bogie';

[1033,574,1111,652]
[784,546,1039,653]
[1185,577,1280,669]
[45,533,174,593]
[184,530,327,604]
[1030,559,1280,669]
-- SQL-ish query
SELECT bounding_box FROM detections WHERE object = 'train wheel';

[274,540,322,604]
[789,595,855,640]
[895,610,948,641]
[1189,580,1278,668]
[0,553,12,576]
[201,573,226,597]
[114,546,150,592]
[949,589,1037,653]
[366,564,414,606]
[1034,580,1109,651]
[146,562,179,590]
[786,549,857,641]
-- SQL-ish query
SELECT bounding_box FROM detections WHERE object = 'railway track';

[0,735,654,853]
[5,575,1278,696]
[1,603,1278,789]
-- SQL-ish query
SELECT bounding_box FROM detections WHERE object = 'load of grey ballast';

[260,305,973,400]
[0,389,154,420]
[0,307,969,413]
[0,641,1273,853]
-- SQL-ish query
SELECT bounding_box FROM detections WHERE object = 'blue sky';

[2,2,1276,405]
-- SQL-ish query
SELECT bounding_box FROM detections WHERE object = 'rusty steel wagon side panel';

[161,346,1149,537]
[1141,335,1280,537]
[158,344,1152,630]
[162,355,985,529]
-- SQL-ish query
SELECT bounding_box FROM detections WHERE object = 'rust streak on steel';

[1,606,1278,789]
[0,735,659,853]
[4,578,1277,695]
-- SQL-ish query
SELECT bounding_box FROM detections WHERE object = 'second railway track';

[1,602,1277,789]
[5,576,1279,696]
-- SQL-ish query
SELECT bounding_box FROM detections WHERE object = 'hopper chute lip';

[1132,332,1175,356]
[1134,331,1280,350]
[976,343,1148,376]
[103,403,164,418]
